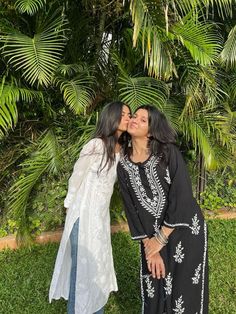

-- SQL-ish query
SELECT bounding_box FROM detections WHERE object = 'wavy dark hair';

[93,101,130,171]
[126,104,177,164]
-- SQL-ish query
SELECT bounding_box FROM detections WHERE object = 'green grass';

[0,219,235,314]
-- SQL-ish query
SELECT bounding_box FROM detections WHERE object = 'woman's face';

[128,108,149,137]
[117,105,131,132]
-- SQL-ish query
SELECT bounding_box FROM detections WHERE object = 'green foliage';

[201,167,236,210]
[220,24,236,70]
[119,74,169,111]
[8,130,63,243]
[0,220,235,313]
[0,77,39,138]
[15,0,46,15]
[56,76,95,115]
[110,183,127,224]
[0,0,236,243]
[1,11,68,87]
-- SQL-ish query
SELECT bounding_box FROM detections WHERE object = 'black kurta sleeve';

[163,144,201,228]
[117,163,148,240]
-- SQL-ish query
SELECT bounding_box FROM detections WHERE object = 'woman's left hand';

[144,237,164,260]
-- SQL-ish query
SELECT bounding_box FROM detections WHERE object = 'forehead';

[134,108,148,118]
[122,105,131,113]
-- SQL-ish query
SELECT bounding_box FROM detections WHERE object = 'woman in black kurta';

[117,105,208,314]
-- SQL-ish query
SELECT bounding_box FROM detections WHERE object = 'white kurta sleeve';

[64,138,104,209]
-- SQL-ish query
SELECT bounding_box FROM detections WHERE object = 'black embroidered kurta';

[117,144,208,314]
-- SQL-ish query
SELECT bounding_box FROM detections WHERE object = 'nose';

[125,115,131,121]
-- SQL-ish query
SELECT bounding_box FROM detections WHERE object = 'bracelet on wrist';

[154,229,168,246]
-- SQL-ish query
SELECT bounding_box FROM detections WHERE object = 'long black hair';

[93,101,130,171]
[126,104,176,164]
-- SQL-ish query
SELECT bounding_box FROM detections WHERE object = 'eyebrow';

[134,113,148,119]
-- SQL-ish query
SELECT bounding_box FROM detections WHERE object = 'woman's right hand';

[147,252,165,279]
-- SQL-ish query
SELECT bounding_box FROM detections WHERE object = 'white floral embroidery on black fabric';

[164,272,173,295]
[173,295,185,314]
[164,167,171,184]
[153,220,161,234]
[173,241,185,263]
[143,275,155,298]
[190,214,201,235]
[192,263,202,284]
[120,156,166,219]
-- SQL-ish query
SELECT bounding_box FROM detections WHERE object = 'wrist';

[142,237,149,245]
[154,228,168,246]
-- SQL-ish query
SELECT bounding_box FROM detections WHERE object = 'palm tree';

[0,0,235,242]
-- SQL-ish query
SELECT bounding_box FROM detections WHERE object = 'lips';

[129,122,137,128]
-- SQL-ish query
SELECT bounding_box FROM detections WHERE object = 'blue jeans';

[67,218,104,314]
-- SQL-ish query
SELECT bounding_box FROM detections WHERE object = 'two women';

[50,101,208,314]
[49,101,131,313]
[117,105,208,314]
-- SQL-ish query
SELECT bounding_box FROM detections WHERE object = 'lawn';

[0,219,235,314]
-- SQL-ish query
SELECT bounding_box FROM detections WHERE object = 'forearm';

[161,225,175,238]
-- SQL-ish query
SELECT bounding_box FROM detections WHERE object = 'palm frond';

[0,77,39,138]
[119,74,169,111]
[56,76,95,115]
[180,108,236,169]
[130,0,175,79]
[181,113,216,169]
[162,101,183,132]
[172,15,221,66]
[220,25,236,70]
[66,122,96,160]
[8,129,62,242]
[206,0,233,19]
[228,74,236,100]
[56,63,88,78]
[15,0,46,15]
[1,11,68,87]
[173,0,233,19]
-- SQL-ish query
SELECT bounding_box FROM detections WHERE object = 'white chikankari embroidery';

[164,213,201,235]
[200,222,207,314]
[173,241,185,263]
[143,275,155,298]
[164,167,171,184]
[164,272,173,295]
[192,263,202,284]
[132,235,147,240]
[120,156,166,220]
[190,214,201,235]
[153,220,160,234]
[139,245,145,314]
[173,295,185,314]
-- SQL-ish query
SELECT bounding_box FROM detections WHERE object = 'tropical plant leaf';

[228,74,236,100]
[66,122,96,160]
[56,76,95,115]
[129,0,175,79]
[220,25,236,69]
[119,74,169,111]
[1,11,68,87]
[162,101,182,132]
[8,129,62,242]
[56,63,87,78]
[0,77,39,138]
[172,15,221,66]
[15,0,46,15]
[180,108,236,169]
[173,0,233,19]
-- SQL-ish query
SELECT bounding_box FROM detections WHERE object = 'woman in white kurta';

[49,102,131,314]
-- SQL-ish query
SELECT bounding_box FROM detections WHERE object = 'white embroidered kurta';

[49,138,118,313]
